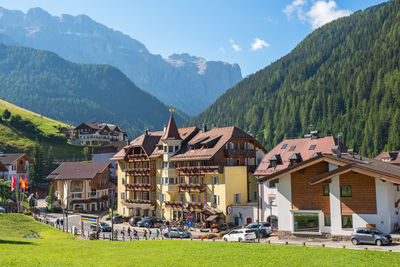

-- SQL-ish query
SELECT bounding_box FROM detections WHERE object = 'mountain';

[187,1,400,157]
[0,7,242,115]
[0,99,86,159]
[0,43,187,138]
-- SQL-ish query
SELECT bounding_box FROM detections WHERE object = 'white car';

[222,229,256,242]
[0,206,5,213]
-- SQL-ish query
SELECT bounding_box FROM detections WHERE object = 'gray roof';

[47,162,112,180]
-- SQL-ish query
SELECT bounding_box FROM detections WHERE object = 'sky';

[0,0,388,76]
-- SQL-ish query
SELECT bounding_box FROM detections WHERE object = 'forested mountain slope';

[0,44,187,138]
[187,1,400,157]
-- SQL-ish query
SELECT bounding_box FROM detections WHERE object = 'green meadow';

[0,214,398,266]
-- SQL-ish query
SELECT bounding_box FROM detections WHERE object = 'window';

[143,176,149,184]
[122,177,125,185]
[281,144,288,149]
[179,176,185,184]
[309,144,316,150]
[211,176,219,185]
[293,212,319,232]
[229,142,235,150]
[190,176,199,184]
[323,185,330,196]
[269,180,276,188]
[143,192,149,200]
[234,193,241,204]
[253,191,257,201]
[341,186,352,197]
[268,196,276,206]
[159,193,165,202]
[212,195,219,205]
[121,192,126,200]
[168,146,173,152]
[175,146,179,152]
[227,158,234,166]
[142,162,148,168]
[289,145,296,151]
[197,194,202,203]
[324,214,331,226]
[342,215,353,228]
[178,193,184,202]
[190,194,195,203]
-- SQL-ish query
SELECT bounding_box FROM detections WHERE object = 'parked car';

[129,217,138,226]
[218,222,236,231]
[245,222,272,237]
[350,227,392,246]
[223,229,256,242]
[90,222,112,232]
[0,206,5,213]
[162,227,191,238]
[112,215,129,224]
[136,217,163,228]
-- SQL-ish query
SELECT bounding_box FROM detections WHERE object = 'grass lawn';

[0,214,399,267]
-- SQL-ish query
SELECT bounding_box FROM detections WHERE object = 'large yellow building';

[112,112,266,225]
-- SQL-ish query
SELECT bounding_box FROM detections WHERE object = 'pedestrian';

[133,229,138,240]
[56,218,60,227]
[156,229,160,239]
[143,229,147,240]
[166,220,170,228]
[60,218,64,226]
[114,230,118,240]
[127,227,131,236]
[148,229,152,239]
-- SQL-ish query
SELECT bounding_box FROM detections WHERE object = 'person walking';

[133,229,138,240]
[148,229,152,240]
[127,227,131,236]
[143,229,147,240]
[156,229,160,239]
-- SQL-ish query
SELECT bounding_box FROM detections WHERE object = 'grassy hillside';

[0,99,86,159]
[187,1,400,157]
[0,214,399,266]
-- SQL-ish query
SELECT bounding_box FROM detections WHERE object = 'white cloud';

[219,46,225,53]
[283,0,307,21]
[307,1,351,29]
[229,39,242,52]
[251,38,270,51]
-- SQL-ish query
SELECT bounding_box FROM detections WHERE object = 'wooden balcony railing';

[224,149,256,158]
[127,154,148,161]
[176,165,223,175]
[164,201,204,211]
[125,183,155,191]
[178,184,206,192]
[126,168,151,175]
[124,199,156,206]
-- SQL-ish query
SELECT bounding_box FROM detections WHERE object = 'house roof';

[46,162,112,180]
[375,151,400,164]
[169,126,266,161]
[93,141,129,155]
[258,153,400,185]
[254,136,345,176]
[161,113,181,141]
[0,153,34,165]
[75,122,126,133]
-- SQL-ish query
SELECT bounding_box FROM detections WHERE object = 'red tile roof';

[47,162,112,180]
[375,151,400,164]
[161,114,182,141]
[254,136,345,176]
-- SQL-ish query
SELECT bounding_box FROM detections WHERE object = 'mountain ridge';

[0,6,242,115]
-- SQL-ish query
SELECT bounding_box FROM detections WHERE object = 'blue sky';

[0,0,388,76]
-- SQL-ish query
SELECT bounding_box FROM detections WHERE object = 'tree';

[0,180,12,205]
[2,109,10,120]
[46,184,56,211]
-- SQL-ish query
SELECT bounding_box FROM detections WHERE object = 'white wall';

[262,183,278,222]
[231,204,257,226]
[277,174,292,231]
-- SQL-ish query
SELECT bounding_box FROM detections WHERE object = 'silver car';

[163,227,191,238]
[0,206,5,213]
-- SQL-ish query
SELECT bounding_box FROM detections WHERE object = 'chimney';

[145,129,150,136]
[202,123,208,132]
[347,149,354,157]
[310,130,318,140]
[163,124,167,134]
[247,131,253,137]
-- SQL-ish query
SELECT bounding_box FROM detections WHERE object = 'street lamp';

[257,181,261,243]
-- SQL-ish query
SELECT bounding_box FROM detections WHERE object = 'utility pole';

[111,190,114,241]
[257,182,260,243]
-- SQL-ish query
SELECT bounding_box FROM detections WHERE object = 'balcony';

[162,184,177,192]
[127,154,148,161]
[178,184,206,193]
[164,201,204,211]
[92,182,112,190]
[126,167,151,175]
[123,199,155,208]
[125,183,155,191]
[176,165,223,175]
[224,149,256,158]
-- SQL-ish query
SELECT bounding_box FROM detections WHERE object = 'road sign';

[187,220,194,227]
[187,213,193,221]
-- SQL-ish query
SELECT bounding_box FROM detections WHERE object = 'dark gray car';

[350,227,392,246]
[245,222,272,237]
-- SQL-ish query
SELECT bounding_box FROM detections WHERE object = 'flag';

[19,176,25,190]
[24,176,28,189]
[11,176,16,191]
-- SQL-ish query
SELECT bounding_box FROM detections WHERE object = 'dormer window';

[289,153,302,166]
[289,145,296,151]
[268,154,282,169]
[281,144,288,149]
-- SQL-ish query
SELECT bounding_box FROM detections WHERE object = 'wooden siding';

[340,171,377,215]
[291,161,330,213]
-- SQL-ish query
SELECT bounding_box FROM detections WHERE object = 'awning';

[205,215,218,222]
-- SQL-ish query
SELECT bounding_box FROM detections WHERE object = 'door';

[246,217,252,224]
[363,230,375,244]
